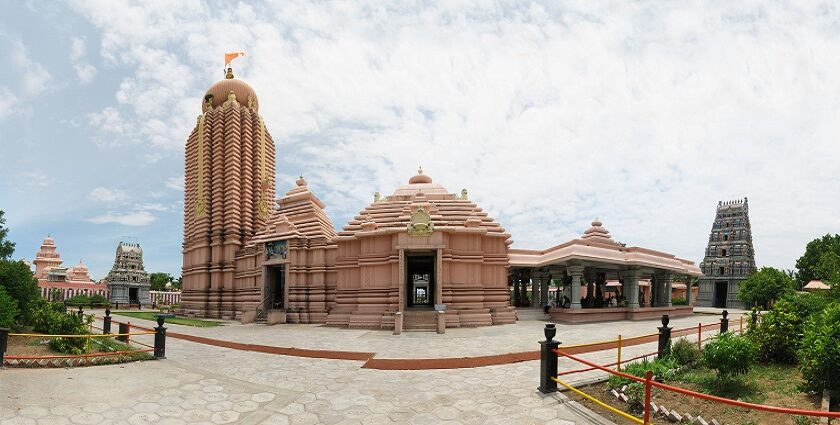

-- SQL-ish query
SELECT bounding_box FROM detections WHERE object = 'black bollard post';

[103,308,112,335]
[658,314,672,358]
[118,322,128,343]
[538,323,560,393]
[720,310,729,334]
[154,315,167,359]
[0,328,8,368]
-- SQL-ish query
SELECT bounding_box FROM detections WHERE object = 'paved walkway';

[1,312,731,425]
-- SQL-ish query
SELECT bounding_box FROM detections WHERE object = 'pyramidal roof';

[338,170,510,241]
[251,176,337,243]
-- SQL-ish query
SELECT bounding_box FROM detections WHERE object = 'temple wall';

[327,230,514,329]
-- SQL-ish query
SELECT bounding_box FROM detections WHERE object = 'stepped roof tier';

[335,168,510,242]
[249,176,337,244]
[509,219,701,276]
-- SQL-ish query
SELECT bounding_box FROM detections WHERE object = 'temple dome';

[392,168,449,196]
[580,219,621,246]
[203,71,258,112]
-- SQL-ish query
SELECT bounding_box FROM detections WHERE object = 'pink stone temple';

[33,236,108,300]
[181,69,701,329]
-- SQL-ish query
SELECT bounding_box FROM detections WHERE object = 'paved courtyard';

[1,312,733,424]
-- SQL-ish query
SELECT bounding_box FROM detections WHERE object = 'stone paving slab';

[2,334,622,425]
[98,310,730,360]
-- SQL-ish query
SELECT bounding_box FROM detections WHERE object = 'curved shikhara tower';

[181,69,276,318]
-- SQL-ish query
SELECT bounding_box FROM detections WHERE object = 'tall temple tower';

[106,241,151,306]
[181,67,276,318]
[696,198,756,309]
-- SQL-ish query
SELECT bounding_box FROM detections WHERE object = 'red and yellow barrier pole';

[697,322,701,350]
[643,370,652,424]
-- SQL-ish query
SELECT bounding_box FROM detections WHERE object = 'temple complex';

[181,68,701,328]
[696,198,756,309]
[105,241,152,306]
[32,236,108,300]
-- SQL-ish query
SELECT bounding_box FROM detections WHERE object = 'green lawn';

[113,311,222,327]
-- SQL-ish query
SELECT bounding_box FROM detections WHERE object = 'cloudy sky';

[1,1,839,279]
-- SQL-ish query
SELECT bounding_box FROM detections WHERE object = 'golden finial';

[225,67,234,79]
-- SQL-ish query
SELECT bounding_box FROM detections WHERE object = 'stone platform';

[548,306,694,323]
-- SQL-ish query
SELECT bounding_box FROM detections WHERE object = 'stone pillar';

[540,275,549,307]
[519,271,528,307]
[624,269,641,308]
[531,276,538,306]
[658,272,673,307]
[685,279,693,306]
[568,266,584,309]
[512,277,519,306]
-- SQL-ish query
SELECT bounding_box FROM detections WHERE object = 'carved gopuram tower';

[181,68,276,318]
[696,198,756,309]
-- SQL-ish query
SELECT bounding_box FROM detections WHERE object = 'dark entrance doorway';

[406,253,435,308]
[714,281,728,308]
[267,265,285,309]
[129,288,139,304]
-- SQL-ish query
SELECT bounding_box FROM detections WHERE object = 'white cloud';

[88,187,128,203]
[139,203,167,212]
[87,211,157,226]
[70,37,97,84]
[11,39,51,97]
[165,176,184,191]
[67,1,840,270]
[0,87,18,121]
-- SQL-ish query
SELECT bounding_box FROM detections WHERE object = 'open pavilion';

[508,220,701,323]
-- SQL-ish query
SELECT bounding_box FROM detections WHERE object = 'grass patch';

[89,337,153,361]
[113,311,222,327]
[569,362,822,425]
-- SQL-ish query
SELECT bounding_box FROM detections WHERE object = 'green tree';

[173,275,183,291]
[795,234,840,286]
[149,272,173,291]
[0,259,40,325]
[0,286,18,328]
[0,210,15,259]
[738,267,795,309]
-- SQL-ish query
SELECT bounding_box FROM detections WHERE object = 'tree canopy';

[0,259,41,325]
[0,210,15,260]
[738,266,795,309]
[149,272,173,291]
[795,234,840,286]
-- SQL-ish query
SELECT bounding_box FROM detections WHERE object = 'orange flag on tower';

[224,51,247,67]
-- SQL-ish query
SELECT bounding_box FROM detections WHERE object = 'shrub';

[748,292,827,363]
[670,338,701,366]
[608,357,678,389]
[672,297,688,306]
[798,303,840,392]
[0,286,18,328]
[31,299,93,354]
[703,332,757,380]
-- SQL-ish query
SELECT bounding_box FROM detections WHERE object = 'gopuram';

[181,67,701,329]
[696,198,756,309]
[106,241,152,306]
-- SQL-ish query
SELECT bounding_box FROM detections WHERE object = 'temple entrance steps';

[515,307,549,321]
[255,309,269,324]
[402,309,437,331]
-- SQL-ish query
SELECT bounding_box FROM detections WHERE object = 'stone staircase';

[255,309,268,324]
[402,309,438,331]
[515,308,550,321]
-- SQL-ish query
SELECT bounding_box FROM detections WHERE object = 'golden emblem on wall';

[407,205,434,237]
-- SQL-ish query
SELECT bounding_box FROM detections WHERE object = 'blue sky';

[1,1,839,279]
